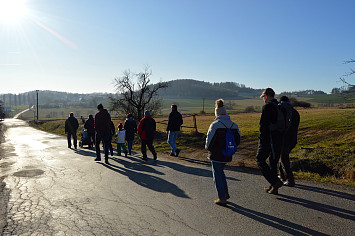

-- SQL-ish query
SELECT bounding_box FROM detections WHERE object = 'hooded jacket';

[94,109,112,135]
[124,117,137,141]
[137,115,156,140]
[205,115,241,163]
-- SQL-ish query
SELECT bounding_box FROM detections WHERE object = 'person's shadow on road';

[227,202,330,236]
[294,183,355,201]
[98,158,190,199]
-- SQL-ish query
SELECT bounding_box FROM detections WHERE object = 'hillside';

[158,79,262,99]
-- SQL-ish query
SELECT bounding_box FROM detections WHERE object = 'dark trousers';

[67,132,77,148]
[88,132,95,147]
[256,135,282,186]
[279,143,295,182]
[95,133,111,160]
[141,139,156,158]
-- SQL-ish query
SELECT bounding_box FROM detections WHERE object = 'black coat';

[124,117,137,141]
[84,117,95,134]
[167,110,183,131]
[259,99,279,143]
[65,116,79,133]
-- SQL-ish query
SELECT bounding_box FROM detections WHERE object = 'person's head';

[171,104,177,111]
[88,114,93,119]
[69,112,74,117]
[97,104,104,110]
[145,110,151,116]
[260,88,275,104]
[215,99,227,117]
[127,113,133,119]
[280,96,290,103]
[118,122,123,130]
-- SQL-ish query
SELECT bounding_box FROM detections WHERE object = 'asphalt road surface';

[0,118,354,235]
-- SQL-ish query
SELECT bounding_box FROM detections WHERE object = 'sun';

[0,0,29,23]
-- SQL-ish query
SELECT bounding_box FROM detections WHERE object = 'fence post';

[193,114,198,133]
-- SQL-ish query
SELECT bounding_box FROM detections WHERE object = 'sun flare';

[0,0,29,23]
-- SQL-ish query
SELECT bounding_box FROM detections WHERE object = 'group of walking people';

[65,103,184,165]
[66,88,299,206]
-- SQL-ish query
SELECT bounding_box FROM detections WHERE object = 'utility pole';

[202,98,205,113]
[36,90,39,121]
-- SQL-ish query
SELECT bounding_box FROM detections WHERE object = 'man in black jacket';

[279,96,300,187]
[166,104,183,157]
[65,112,79,149]
[256,88,284,194]
[84,115,95,148]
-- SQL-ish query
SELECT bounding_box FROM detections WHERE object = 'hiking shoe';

[267,181,283,195]
[284,180,295,187]
[175,149,181,157]
[142,157,148,161]
[264,186,272,192]
[225,190,230,200]
[94,158,101,162]
[214,198,227,206]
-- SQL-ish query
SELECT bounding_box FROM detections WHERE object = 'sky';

[0,0,354,95]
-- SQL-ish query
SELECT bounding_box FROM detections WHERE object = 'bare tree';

[339,59,355,102]
[109,67,168,120]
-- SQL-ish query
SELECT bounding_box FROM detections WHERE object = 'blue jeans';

[211,161,227,199]
[127,140,133,154]
[167,131,179,154]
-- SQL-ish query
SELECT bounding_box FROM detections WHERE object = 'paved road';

[0,118,354,235]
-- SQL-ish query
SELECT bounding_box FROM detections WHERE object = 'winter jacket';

[166,110,183,131]
[65,116,79,133]
[259,98,279,143]
[84,117,95,134]
[94,109,112,135]
[205,115,241,163]
[116,130,126,144]
[137,115,156,140]
[124,117,137,141]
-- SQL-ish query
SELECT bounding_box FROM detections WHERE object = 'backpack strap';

[219,121,234,129]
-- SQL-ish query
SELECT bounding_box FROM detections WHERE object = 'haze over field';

[0,0,354,94]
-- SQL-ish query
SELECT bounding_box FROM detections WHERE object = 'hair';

[118,122,123,130]
[280,96,290,102]
[127,113,133,118]
[171,104,177,110]
[215,99,224,108]
[69,112,74,117]
[97,104,104,110]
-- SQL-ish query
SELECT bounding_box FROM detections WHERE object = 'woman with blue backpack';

[205,99,241,206]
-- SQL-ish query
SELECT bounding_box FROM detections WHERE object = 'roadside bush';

[244,106,255,113]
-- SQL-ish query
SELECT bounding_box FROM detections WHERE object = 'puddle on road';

[13,169,44,178]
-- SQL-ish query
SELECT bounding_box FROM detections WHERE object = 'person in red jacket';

[94,104,112,164]
[137,110,157,161]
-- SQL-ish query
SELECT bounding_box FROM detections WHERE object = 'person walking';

[256,88,284,194]
[137,110,157,161]
[167,104,183,157]
[279,96,300,187]
[84,114,95,148]
[116,123,128,157]
[124,114,137,155]
[205,99,241,206]
[94,104,112,164]
[65,112,79,149]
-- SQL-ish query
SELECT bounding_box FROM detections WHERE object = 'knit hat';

[215,106,227,116]
[145,110,151,116]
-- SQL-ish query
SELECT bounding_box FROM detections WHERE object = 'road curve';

[0,118,354,235]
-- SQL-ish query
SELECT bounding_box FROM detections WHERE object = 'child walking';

[116,123,128,157]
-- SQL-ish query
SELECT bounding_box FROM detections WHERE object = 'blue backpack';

[220,122,237,157]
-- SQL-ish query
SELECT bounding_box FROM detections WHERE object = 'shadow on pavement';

[153,159,239,182]
[74,148,97,158]
[98,160,190,199]
[294,184,355,201]
[277,194,355,221]
[227,202,330,236]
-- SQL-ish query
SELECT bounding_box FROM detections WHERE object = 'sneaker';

[175,149,181,157]
[264,186,272,193]
[214,198,227,206]
[94,158,101,162]
[284,180,295,187]
[267,181,283,195]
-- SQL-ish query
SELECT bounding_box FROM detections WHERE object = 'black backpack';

[270,103,292,134]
